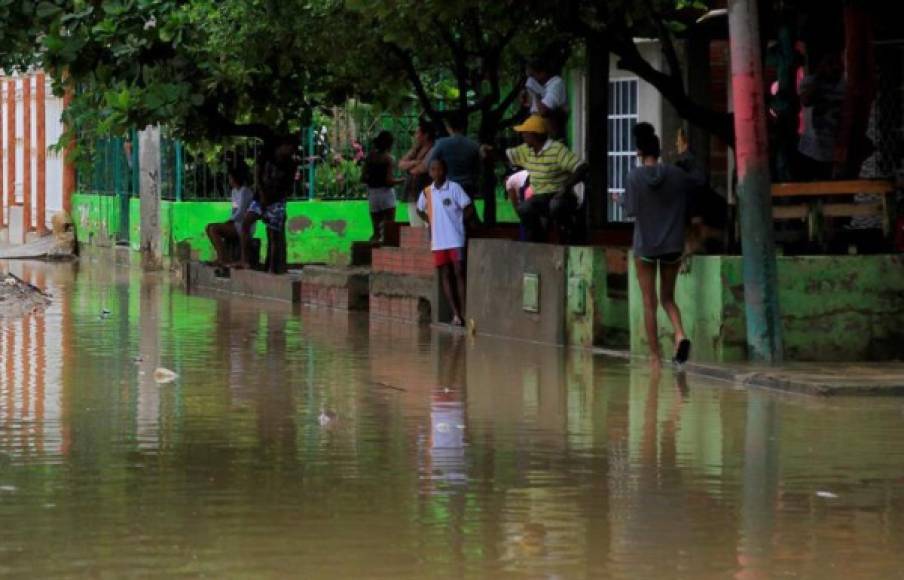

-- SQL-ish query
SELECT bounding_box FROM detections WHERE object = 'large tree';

[346,0,566,223]
[2,0,398,157]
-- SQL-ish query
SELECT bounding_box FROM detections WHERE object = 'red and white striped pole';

[728,0,784,362]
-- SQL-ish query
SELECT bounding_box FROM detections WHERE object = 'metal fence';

[78,108,512,202]
[77,131,139,197]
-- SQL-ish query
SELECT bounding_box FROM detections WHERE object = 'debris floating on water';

[372,381,406,392]
[816,491,839,499]
[0,272,51,319]
[153,367,179,384]
[319,409,337,426]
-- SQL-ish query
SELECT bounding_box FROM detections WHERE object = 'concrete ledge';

[687,362,904,397]
[370,271,434,298]
[184,262,301,303]
[300,266,370,310]
[594,347,904,397]
[370,271,437,323]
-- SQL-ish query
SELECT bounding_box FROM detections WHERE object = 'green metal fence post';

[175,140,184,202]
[116,137,130,245]
[307,127,315,200]
[131,129,140,195]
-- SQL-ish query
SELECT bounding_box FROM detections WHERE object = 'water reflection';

[0,261,903,578]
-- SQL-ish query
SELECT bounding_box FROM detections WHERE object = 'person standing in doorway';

[622,123,697,366]
[417,158,474,326]
[362,130,403,243]
[398,119,435,228]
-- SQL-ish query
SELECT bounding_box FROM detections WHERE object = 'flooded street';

[2,261,904,578]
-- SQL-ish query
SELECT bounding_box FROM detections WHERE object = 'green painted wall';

[72,194,122,247]
[565,246,630,348]
[74,193,518,265]
[629,254,904,362]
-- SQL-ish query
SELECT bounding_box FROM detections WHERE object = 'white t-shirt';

[416,180,472,251]
[527,75,568,113]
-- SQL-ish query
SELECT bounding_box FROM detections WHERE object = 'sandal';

[673,338,691,365]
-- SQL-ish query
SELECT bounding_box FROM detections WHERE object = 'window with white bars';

[607,79,639,223]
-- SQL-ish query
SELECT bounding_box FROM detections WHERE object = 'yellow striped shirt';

[506,140,581,195]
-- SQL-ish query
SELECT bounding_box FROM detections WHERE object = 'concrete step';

[351,241,373,266]
[399,225,430,249]
[184,262,302,303]
[371,246,434,277]
[369,294,431,323]
[300,266,370,311]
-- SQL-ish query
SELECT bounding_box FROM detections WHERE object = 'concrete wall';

[73,193,519,265]
[566,246,630,348]
[467,239,630,347]
[467,240,568,345]
[629,254,904,362]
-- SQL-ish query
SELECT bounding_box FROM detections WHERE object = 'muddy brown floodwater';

[1,260,904,579]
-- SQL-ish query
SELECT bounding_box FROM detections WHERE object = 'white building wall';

[43,80,65,221]
[609,40,665,132]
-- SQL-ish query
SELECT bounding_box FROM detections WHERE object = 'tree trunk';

[478,109,498,226]
[686,31,712,178]
[586,35,609,229]
[835,4,876,178]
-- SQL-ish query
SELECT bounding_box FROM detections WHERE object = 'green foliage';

[314,159,365,200]
[344,0,568,140]
[4,0,401,165]
[1,0,729,160]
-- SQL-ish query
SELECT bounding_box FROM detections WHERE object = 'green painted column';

[728,0,784,362]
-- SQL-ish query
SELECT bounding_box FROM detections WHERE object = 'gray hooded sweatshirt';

[622,163,695,258]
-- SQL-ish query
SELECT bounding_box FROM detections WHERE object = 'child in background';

[417,158,474,326]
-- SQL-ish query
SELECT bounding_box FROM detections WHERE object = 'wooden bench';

[771,179,895,244]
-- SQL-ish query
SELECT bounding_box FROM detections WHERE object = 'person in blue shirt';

[420,112,481,198]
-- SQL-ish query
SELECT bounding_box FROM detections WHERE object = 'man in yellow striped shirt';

[505,115,588,242]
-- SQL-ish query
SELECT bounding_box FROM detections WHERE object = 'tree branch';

[611,33,734,145]
[433,19,471,114]
[494,74,526,117]
[647,0,683,82]
[386,43,440,120]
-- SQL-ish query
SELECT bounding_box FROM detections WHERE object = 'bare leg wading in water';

[635,256,689,366]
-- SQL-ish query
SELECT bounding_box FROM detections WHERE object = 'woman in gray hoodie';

[622,123,697,365]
